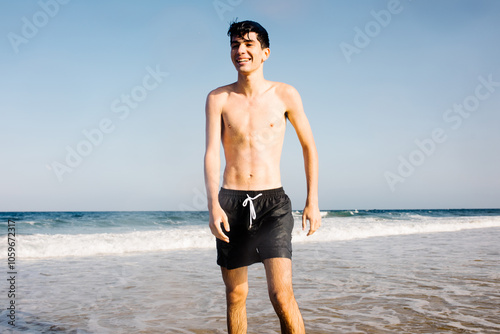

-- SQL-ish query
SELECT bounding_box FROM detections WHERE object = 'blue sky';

[1,0,499,211]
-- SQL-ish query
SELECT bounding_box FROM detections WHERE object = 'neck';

[236,68,267,97]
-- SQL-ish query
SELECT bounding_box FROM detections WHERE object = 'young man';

[204,20,321,333]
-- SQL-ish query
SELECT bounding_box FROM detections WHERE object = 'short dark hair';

[227,20,270,49]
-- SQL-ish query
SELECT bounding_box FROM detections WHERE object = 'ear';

[262,48,270,62]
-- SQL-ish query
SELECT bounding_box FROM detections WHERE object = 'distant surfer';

[204,20,321,333]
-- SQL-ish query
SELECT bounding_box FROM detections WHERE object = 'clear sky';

[1,0,499,211]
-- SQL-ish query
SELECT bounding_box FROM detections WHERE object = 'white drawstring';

[242,193,262,228]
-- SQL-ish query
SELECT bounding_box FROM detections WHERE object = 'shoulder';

[207,83,236,100]
[205,84,235,113]
[269,82,302,110]
[271,81,301,101]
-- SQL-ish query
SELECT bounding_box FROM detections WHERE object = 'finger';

[219,215,230,243]
[209,219,230,243]
[216,223,230,243]
[218,233,230,243]
[307,219,319,236]
[302,213,307,231]
[222,213,230,232]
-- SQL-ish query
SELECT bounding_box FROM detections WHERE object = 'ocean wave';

[4,215,500,259]
[292,217,500,244]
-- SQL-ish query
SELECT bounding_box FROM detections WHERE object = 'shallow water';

[293,227,500,333]
[1,226,499,333]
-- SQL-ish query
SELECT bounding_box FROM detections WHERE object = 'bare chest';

[221,96,287,138]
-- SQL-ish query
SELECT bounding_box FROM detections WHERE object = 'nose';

[237,43,246,54]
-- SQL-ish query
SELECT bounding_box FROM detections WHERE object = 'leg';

[221,266,249,334]
[263,258,305,334]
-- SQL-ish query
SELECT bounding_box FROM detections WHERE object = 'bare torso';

[219,81,287,190]
[205,28,320,245]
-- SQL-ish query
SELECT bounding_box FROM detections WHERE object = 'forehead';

[231,32,258,44]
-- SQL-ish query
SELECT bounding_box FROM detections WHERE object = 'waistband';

[219,187,285,198]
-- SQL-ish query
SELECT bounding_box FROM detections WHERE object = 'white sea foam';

[22,221,37,225]
[14,226,215,259]
[4,215,500,259]
[294,216,500,244]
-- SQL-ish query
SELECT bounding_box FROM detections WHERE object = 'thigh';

[221,266,249,291]
[263,258,293,292]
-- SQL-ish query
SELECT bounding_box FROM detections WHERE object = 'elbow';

[301,143,319,165]
[204,149,220,166]
[301,142,318,156]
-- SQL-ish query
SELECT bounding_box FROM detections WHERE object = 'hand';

[302,204,321,236]
[209,205,230,243]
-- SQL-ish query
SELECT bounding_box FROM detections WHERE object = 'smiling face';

[230,32,270,74]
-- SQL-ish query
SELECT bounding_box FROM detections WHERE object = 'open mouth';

[236,58,251,64]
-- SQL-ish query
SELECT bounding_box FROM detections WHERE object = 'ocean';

[1,209,499,333]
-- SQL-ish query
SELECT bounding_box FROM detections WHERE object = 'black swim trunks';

[216,187,295,269]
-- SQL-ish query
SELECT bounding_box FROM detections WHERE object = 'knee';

[268,287,294,309]
[226,284,248,306]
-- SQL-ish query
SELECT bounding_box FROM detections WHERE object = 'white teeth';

[238,59,249,63]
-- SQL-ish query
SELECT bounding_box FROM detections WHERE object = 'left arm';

[284,84,321,236]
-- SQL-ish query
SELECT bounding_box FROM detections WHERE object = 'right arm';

[204,90,230,243]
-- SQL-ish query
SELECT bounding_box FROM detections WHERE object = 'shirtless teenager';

[204,20,321,334]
